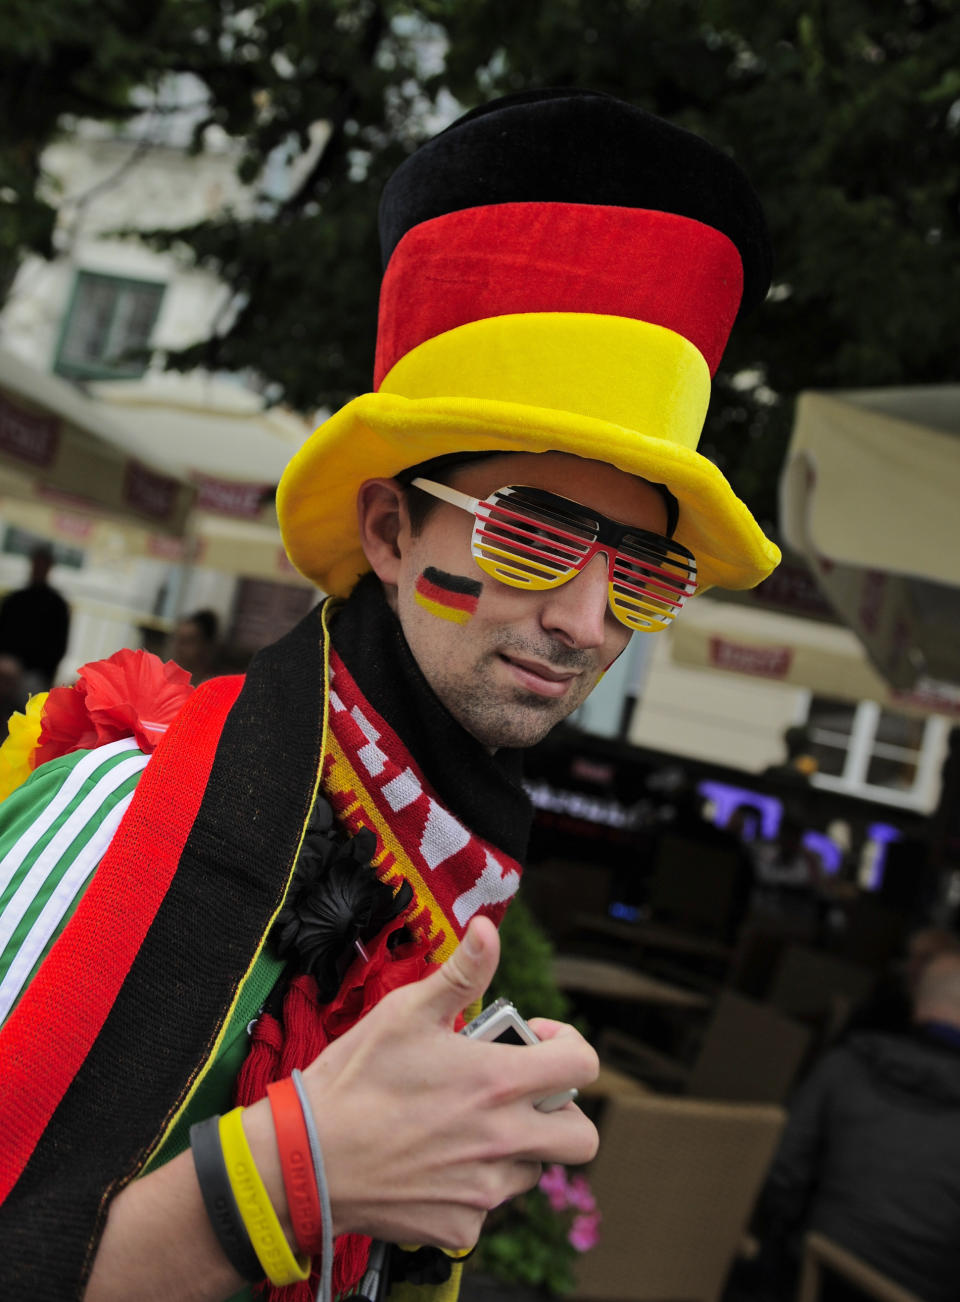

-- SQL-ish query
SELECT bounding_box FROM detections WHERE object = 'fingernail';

[464,923,483,958]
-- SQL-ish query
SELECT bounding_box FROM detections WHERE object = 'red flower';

[323,919,434,1038]
[35,649,194,767]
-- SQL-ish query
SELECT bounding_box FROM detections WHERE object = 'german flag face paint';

[414,567,482,624]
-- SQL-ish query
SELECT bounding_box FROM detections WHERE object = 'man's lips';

[499,653,580,698]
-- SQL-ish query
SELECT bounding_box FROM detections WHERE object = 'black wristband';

[190,1115,264,1283]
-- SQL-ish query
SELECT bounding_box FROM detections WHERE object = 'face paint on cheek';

[414,566,482,625]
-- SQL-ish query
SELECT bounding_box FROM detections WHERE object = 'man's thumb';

[423,916,500,1026]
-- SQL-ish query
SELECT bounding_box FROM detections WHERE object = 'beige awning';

[672,597,960,720]
[779,386,960,689]
[0,347,194,534]
[88,375,317,585]
[781,388,960,584]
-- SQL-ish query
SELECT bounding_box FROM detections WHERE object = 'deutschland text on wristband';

[291,1068,335,1302]
[218,1106,312,1286]
[190,1115,264,1283]
[268,1076,325,1253]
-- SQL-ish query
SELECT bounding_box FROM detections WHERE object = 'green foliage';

[488,892,570,1024]
[472,1186,578,1296]
[2,0,959,521]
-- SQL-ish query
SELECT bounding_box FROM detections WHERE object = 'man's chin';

[456,694,581,751]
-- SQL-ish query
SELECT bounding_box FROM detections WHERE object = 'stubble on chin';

[437,652,598,751]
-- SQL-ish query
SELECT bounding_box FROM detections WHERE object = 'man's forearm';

[86,1099,288,1302]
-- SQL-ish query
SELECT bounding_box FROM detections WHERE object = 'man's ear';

[356,478,407,586]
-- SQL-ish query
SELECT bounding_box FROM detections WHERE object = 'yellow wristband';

[218,1107,311,1286]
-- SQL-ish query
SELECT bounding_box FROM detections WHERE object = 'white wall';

[0,127,260,671]
[1,131,249,370]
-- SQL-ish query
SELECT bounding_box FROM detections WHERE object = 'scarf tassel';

[236,976,373,1300]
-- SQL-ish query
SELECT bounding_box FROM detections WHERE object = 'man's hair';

[914,952,960,1022]
[398,452,501,537]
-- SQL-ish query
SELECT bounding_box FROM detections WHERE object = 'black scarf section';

[330,573,532,866]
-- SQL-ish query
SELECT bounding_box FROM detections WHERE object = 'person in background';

[748,951,960,1302]
[169,608,221,683]
[844,922,960,1036]
[0,543,70,693]
[763,725,818,786]
[0,654,26,734]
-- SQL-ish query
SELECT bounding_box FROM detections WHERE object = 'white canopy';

[672,595,960,721]
[87,374,317,585]
[0,346,194,534]
[780,386,960,688]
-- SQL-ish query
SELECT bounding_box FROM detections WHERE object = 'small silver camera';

[460,996,579,1112]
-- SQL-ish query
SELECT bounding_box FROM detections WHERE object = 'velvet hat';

[277,89,781,596]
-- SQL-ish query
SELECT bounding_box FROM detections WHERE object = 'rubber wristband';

[190,1116,264,1283]
[291,1068,335,1302]
[218,1106,311,1286]
[267,1076,325,1253]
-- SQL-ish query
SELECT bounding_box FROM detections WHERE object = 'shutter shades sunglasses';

[410,478,697,633]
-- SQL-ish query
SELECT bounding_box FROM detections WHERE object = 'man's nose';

[539,553,611,649]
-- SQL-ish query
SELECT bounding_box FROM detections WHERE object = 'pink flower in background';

[566,1174,597,1213]
[539,1164,571,1212]
[569,1210,602,1252]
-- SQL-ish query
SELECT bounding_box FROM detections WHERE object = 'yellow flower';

[0,692,49,803]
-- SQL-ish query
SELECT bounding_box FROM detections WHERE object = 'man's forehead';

[443,449,672,528]
[446,448,646,491]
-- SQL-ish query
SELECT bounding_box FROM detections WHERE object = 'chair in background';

[572,1093,785,1301]
[646,833,750,942]
[766,943,875,1031]
[599,989,812,1104]
[796,1232,924,1302]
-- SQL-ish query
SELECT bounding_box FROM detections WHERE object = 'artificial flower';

[33,648,193,767]
[568,1210,602,1253]
[540,1164,573,1213]
[324,915,432,1037]
[566,1173,598,1214]
[0,692,49,801]
[274,802,416,1001]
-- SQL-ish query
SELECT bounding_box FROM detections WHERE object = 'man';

[169,608,222,684]
[751,952,960,1302]
[0,542,70,692]
[0,90,777,1301]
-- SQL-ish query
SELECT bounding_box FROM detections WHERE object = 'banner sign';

[708,637,794,679]
[194,475,272,519]
[124,459,180,521]
[0,393,60,467]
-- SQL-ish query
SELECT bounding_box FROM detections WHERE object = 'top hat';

[277,89,781,597]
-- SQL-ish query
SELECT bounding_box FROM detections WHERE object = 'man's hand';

[85,916,599,1302]
[303,915,600,1250]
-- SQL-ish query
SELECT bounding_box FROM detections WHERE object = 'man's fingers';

[413,916,500,1027]
[527,1016,579,1042]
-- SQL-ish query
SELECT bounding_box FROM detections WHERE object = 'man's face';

[386,451,669,750]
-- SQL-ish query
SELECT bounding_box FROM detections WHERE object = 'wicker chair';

[572,1093,785,1301]
[796,1232,925,1302]
[766,944,875,1025]
[599,989,812,1104]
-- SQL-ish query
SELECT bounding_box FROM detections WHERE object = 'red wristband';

[267,1076,325,1254]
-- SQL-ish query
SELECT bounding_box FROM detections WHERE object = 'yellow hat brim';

[277,391,780,597]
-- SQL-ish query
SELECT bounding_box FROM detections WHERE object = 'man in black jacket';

[0,544,70,692]
[754,952,960,1301]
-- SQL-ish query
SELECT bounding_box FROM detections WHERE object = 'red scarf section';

[0,676,243,1201]
[235,650,524,1299]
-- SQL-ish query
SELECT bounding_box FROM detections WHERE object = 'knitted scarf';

[0,577,531,1300]
[234,576,532,1300]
